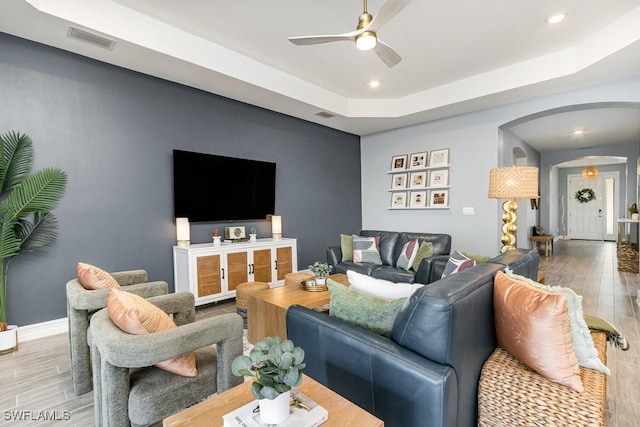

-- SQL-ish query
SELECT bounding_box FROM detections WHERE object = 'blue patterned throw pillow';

[396,239,419,271]
[441,250,476,278]
[352,235,382,264]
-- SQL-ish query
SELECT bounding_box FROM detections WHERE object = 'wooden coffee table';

[246,273,348,344]
[163,374,383,426]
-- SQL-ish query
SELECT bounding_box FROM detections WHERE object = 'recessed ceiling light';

[573,129,584,135]
[369,80,380,89]
[547,13,566,24]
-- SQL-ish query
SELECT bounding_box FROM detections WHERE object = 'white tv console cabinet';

[173,238,297,306]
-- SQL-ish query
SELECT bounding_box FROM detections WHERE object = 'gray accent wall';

[0,34,361,326]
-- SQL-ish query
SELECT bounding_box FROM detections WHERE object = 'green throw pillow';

[327,279,406,337]
[412,241,434,271]
[462,252,491,264]
[340,234,354,262]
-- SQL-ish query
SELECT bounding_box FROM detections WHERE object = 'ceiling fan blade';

[288,29,360,46]
[368,0,413,32]
[374,40,402,68]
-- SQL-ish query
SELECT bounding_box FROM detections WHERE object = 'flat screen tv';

[173,150,276,222]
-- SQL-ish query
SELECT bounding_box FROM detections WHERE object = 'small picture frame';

[391,192,407,208]
[391,173,408,189]
[409,151,428,169]
[409,171,427,188]
[410,191,427,208]
[429,169,449,187]
[429,148,450,167]
[391,154,408,171]
[430,190,449,207]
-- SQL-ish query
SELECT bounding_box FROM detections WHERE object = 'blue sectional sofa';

[326,230,452,284]
[287,249,540,427]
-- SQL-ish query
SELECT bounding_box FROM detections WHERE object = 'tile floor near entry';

[0,240,638,426]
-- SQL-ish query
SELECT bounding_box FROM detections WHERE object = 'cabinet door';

[196,255,221,297]
[275,246,293,281]
[227,251,248,291]
[252,248,272,283]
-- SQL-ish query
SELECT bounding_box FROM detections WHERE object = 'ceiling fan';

[288,0,412,68]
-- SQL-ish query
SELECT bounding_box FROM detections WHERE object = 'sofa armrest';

[66,280,169,311]
[110,269,148,286]
[326,246,342,273]
[286,305,457,427]
[89,308,243,368]
[414,255,450,284]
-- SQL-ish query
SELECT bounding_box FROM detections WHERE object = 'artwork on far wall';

[388,150,450,210]
[391,154,408,171]
[429,169,449,187]
[410,171,427,188]
[409,151,428,169]
[429,148,450,167]
[391,192,407,208]
[391,173,408,189]
[430,189,449,207]
[410,191,427,208]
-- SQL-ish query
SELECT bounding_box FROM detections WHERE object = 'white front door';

[568,175,603,240]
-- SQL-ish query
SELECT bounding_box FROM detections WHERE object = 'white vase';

[249,234,257,243]
[0,325,18,354]
[259,390,290,424]
[316,276,326,285]
[213,236,222,246]
[632,213,639,220]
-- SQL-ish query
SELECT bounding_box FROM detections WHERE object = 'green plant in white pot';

[308,261,332,284]
[0,131,67,352]
[232,335,305,424]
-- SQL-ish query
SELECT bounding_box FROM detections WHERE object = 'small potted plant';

[249,227,257,243]
[232,335,306,424]
[308,261,332,284]
[629,203,639,220]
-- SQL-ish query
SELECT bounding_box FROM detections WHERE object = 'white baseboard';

[17,317,68,342]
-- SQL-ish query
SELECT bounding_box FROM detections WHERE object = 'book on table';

[223,389,328,427]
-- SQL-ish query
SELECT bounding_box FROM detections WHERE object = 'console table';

[173,238,297,306]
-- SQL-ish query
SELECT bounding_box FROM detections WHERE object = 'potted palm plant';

[0,131,67,353]
[231,335,305,424]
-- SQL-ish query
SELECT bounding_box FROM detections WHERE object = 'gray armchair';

[66,269,168,395]
[88,292,244,427]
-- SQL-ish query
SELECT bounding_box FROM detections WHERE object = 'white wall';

[361,75,640,255]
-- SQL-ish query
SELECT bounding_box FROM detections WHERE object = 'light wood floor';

[0,240,638,426]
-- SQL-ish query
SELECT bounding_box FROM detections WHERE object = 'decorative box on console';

[225,226,246,240]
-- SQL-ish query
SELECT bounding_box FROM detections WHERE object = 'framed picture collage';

[388,149,450,209]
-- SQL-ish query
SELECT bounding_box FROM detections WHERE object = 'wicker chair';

[88,292,244,427]
[478,331,608,426]
[66,269,168,395]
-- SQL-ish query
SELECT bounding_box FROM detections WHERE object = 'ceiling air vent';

[66,26,116,50]
[314,111,336,119]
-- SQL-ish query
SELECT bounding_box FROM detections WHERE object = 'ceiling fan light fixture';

[356,31,377,50]
[547,13,566,24]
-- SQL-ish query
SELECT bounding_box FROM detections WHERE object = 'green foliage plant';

[0,131,67,327]
[308,261,332,278]
[231,335,306,400]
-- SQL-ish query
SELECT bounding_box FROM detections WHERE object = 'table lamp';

[176,217,190,247]
[488,166,539,252]
[271,215,282,240]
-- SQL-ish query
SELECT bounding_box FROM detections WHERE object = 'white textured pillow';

[347,270,424,301]
[504,268,610,374]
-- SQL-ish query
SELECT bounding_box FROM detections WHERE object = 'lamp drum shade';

[488,167,539,199]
